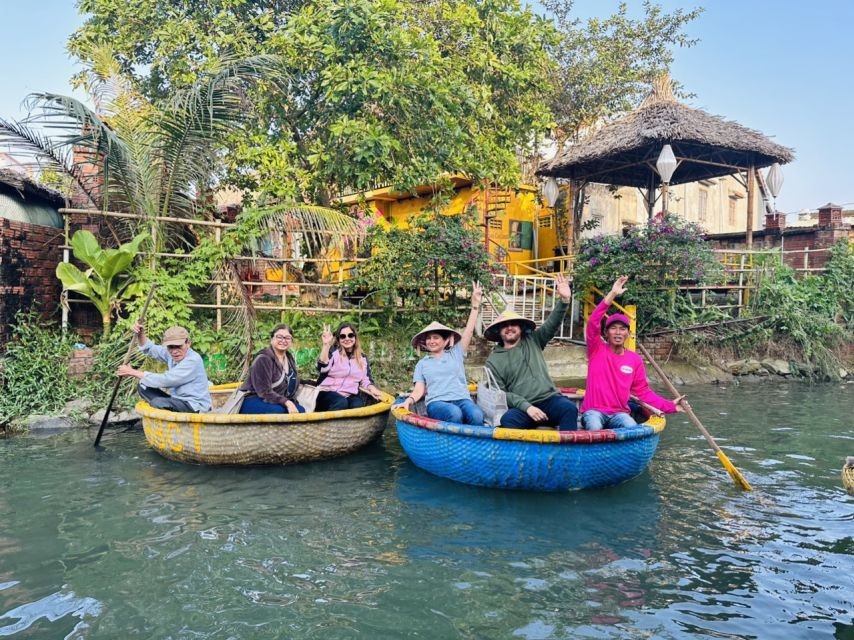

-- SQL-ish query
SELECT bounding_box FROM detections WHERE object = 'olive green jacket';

[484,300,569,411]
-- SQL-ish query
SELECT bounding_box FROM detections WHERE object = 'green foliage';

[0,312,77,425]
[544,0,702,138]
[572,214,722,331]
[72,0,554,202]
[347,204,503,312]
[672,240,853,380]
[747,240,852,378]
[822,239,854,328]
[56,230,147,336]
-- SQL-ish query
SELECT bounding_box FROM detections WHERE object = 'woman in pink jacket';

[582,276,684,430]
[315,322,384,411]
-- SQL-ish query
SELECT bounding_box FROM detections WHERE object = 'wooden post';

[745,166,755,249]
[803,247,810,272]
[738,254,745,316]
[61,213,70,333]
[280,231,288,321]
[214,225,222,331]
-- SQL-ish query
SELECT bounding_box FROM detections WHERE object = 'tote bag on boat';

[216,389,247,414]
[294,384,320,413]
[477,366,508,427]
[217,362,290,415]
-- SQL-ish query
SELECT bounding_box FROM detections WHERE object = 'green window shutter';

[520,221,534,250]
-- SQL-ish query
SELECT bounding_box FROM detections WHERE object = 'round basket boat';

[393,390,666,491]
[138,383,393,465]
[842,458,854,496]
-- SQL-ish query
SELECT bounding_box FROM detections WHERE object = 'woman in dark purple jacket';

[239,324,305,414]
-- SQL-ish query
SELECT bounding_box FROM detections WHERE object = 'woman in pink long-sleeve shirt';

[581,276,684,430]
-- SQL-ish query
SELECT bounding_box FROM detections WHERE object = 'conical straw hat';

[483,309,536,342]
[410,321,462,349]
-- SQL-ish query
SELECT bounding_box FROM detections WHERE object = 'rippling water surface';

[1,382,852,639]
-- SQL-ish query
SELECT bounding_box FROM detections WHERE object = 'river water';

[0,382,852,639]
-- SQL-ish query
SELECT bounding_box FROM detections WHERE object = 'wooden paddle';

[636,341,753,491]
[93,285,157,448]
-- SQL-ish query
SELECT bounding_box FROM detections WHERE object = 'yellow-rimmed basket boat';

[138,383,393,465]
[843,458,854,495]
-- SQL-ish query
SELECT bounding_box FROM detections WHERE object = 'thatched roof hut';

[538,76,794,188]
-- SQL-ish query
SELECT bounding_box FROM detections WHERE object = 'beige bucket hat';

[410,321,462,349]
[483,310,536,342]
[162,326,190,347]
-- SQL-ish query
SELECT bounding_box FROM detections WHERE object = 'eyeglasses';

[273,334,293,341]
[338,332,356,339]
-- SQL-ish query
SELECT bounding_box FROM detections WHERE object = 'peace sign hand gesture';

[321,324,334,347]
[470,281,483,310]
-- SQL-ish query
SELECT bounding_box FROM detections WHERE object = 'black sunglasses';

[338,332,356,339]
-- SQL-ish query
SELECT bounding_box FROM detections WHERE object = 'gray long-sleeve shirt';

[139,341,212,412]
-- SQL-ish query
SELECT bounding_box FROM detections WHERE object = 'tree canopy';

[71,0,556,203]
[69,0,701,204]
[542,0,702,144]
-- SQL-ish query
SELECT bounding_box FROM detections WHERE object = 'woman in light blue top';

[401,283,484,425]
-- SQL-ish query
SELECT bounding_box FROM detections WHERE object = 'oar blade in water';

[716,449,753,491]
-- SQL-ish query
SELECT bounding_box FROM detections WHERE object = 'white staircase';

[479,275,579,341]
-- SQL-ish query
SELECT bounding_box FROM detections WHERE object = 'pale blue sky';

[1,0,851,214]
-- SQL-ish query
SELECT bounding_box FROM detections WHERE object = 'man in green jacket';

[484,273,578,430]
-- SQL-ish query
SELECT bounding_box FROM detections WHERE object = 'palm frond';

[155,57,289,220]
[17,92,144,213]
[215,259,258,380]
[0,116,97,206]
[246,204,362,253]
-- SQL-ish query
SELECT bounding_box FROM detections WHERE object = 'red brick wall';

[0,219,64,348]
[709,226,854,272]
[639,334,676,362]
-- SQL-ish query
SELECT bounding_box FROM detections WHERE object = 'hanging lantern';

[542,177,560,208]
[766,163,784,198]
[655,144,678,184]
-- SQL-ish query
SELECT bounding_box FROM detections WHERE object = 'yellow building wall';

[322,182,561,280]
[380,185,558,276]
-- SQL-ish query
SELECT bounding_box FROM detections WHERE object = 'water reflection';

[0,586,101,638]
[394,461,663,561]
[0,383,851,638]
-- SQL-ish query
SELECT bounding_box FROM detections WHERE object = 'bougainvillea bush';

[572,214,723,331]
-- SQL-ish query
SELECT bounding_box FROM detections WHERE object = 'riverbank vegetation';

[1,1,852,429]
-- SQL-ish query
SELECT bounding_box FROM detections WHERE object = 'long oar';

[93,286,157,449]
[636,341,753,491]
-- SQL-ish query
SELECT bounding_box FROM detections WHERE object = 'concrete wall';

[581,174,754,237]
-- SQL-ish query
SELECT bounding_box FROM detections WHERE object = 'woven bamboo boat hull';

[138,387,393,465]
[393,394,666,491]
[843,462,854,496]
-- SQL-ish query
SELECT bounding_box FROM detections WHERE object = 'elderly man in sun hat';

[484,273,578,430]
[581,275,683,430]
[117,323,212,413]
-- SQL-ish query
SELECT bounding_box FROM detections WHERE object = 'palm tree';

[0,46,359,361]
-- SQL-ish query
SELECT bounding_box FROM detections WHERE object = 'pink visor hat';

[604,313,631,330]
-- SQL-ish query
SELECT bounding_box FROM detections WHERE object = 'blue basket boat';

[393,389,666,491]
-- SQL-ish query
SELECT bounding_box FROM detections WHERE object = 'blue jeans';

[240,395,305,414]
[316,391,366,411]
[581,410,637,431]
[499,394,579,430]
[426,399,484,426]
